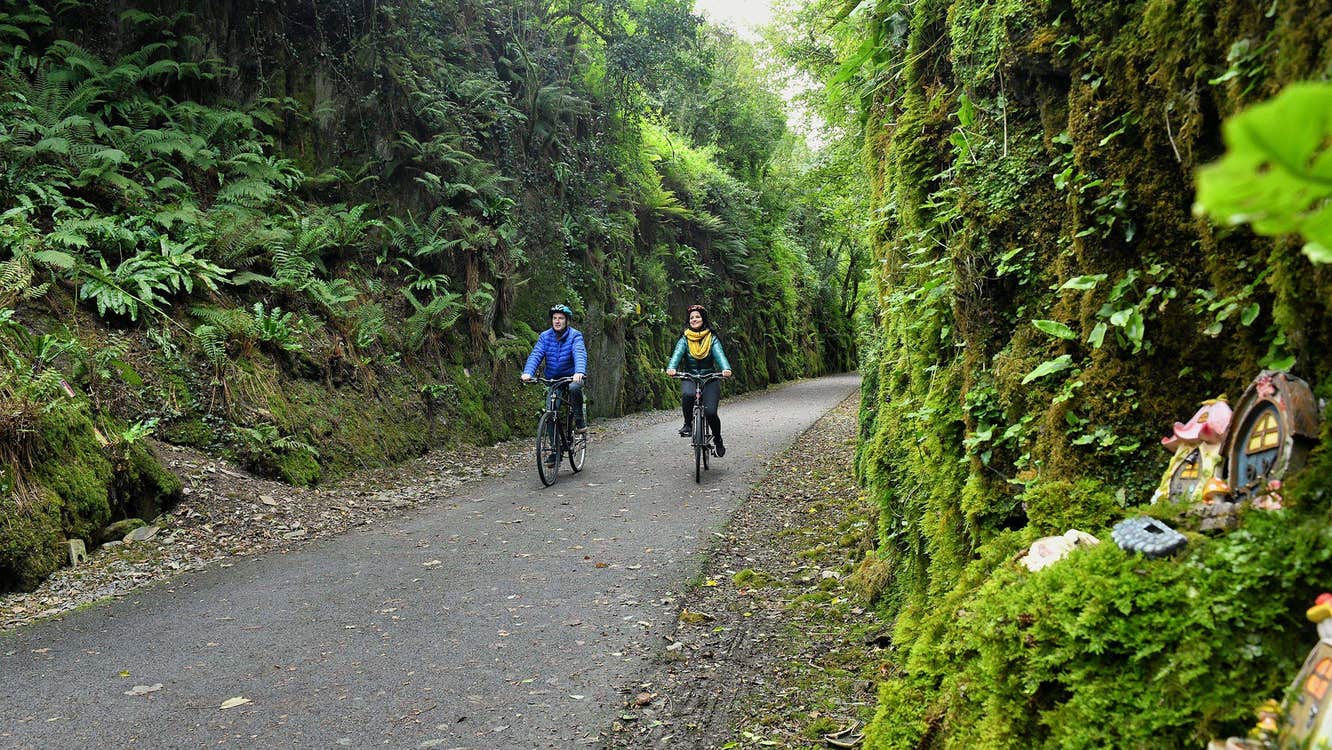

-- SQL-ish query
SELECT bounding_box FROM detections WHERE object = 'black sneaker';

[545,452,558,467]
[713,436,725,457]
[678,424,691,437]
[575,420,587,433]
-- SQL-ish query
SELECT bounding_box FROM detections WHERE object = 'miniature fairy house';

[1208,595,1332,750]
[1151,398,1232,505]
[1282,594,1332,747]
[1222,371,1321,509]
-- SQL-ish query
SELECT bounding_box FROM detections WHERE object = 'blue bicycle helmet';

[549,304,573,318]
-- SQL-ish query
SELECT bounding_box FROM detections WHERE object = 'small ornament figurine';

[1223,371,1321,508]
[1111,516,1187,558]
[1018,529,1100,572]
[1152,397,1232,505]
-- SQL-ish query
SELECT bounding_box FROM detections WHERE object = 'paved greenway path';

[0,373,860,750]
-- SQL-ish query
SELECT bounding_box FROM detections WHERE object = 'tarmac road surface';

[0,373,860,749]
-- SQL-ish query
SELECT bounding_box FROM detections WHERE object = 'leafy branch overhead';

[1194,82,1332,262]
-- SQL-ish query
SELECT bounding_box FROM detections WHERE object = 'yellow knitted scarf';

[684,328,713,360]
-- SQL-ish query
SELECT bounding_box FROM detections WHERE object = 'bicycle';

[670,372,725,483]
[527,376,587,486]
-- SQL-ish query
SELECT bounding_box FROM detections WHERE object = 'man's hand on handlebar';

[572,373,585,384]
[520,372,533,382]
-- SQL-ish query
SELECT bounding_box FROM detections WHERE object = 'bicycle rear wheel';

[537,411,560,486]
[568,416,587,473]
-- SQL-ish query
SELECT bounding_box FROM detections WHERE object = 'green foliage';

[1194,82,1332,263]
[806,0,1332,745]
[1021,477,1121,534]
[231,423,320,486]
[874,511,1331,749]
[0,0,857,590]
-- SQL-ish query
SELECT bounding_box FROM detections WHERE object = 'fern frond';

[192,323,226,366]
[216,178,276,207]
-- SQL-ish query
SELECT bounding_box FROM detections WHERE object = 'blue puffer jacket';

[523,327,587,378]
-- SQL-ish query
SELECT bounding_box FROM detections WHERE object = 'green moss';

[733,568,775,587]
[274,449,321,486]
[1021,477,1121,534]
[852,0,1332,742]
[160,417,214,447]
[0,488,64,592]
[803,715,840,739]
[31,408,113,542]
[114,442,183,521]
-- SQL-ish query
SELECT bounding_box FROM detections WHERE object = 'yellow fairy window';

[1245,411,1281,454]
[1178,458,1199,480]
[1306,658,1332,702]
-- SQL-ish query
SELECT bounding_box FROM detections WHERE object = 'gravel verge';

[600,391,887,749]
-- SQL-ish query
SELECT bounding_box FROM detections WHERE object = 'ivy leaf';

[1061,274,1106,291]
[1124,310,1145,347]
[1021,355,1074,385]
[1194,82,1332,259]
[1263,353,1296,371]
[1241,303,1260,326]
[1032,320,1076,340]
[1087,322,1108,348]
[1306,242,1332,264]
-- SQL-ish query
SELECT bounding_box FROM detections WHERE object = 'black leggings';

[681,379,721,438]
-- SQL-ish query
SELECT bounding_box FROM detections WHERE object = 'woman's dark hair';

[685,304,708,329]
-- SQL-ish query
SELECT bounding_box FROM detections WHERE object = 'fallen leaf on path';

[124,683,163,696]
[679,609,715,624]
[219,696,251,710]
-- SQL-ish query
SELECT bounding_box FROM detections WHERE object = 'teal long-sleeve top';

[667,334,731,375]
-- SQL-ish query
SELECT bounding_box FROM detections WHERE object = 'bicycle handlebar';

[526,376,577,385]
[667,371,727,382]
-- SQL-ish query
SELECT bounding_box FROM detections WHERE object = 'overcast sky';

[692,0,774,39]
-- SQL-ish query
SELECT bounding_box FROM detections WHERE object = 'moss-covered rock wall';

[843,0,1332,745]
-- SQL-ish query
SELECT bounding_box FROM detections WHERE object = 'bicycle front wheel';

[568,419,587,473]
[694,409,706,483]
[537,411,560,487]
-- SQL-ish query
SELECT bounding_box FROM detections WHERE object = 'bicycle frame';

[527,376,586,486]
[670,371,725,482]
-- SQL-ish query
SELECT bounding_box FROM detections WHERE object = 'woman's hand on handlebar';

[722,369,732,378]
[665,368,677,377]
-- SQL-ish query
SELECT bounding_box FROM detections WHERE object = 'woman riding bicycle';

[665,304,732,457]
[521,304,588,466]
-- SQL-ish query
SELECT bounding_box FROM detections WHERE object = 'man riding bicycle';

[521,304,588,466]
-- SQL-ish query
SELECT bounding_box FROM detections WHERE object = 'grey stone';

[67,539,87,566]
[99,518,146,542]
[125,525,161,543]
